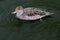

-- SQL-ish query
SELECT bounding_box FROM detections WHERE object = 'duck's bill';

[11,11,17,14]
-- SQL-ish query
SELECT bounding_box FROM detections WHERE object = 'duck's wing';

[23,7,35,15]
[25,8,46,16]
[23,7,53,16]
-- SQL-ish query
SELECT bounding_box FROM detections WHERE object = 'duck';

[11,6,53,20]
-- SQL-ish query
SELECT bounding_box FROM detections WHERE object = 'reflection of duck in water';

[12,6,53,20]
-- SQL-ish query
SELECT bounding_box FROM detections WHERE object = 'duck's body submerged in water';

[12,6,53,20]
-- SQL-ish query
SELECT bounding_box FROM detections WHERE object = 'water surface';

[0,0,60,40]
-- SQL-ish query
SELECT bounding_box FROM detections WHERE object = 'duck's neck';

[16,10,24,16]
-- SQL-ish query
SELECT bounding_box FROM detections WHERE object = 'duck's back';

[23,7,46,16]
[23,7,34,14]
[23,7,41,15]
[24,7,41,12]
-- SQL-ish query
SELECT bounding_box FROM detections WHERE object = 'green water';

[0,0,60,40]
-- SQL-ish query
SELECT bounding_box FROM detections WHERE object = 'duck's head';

[12,6,24,14]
